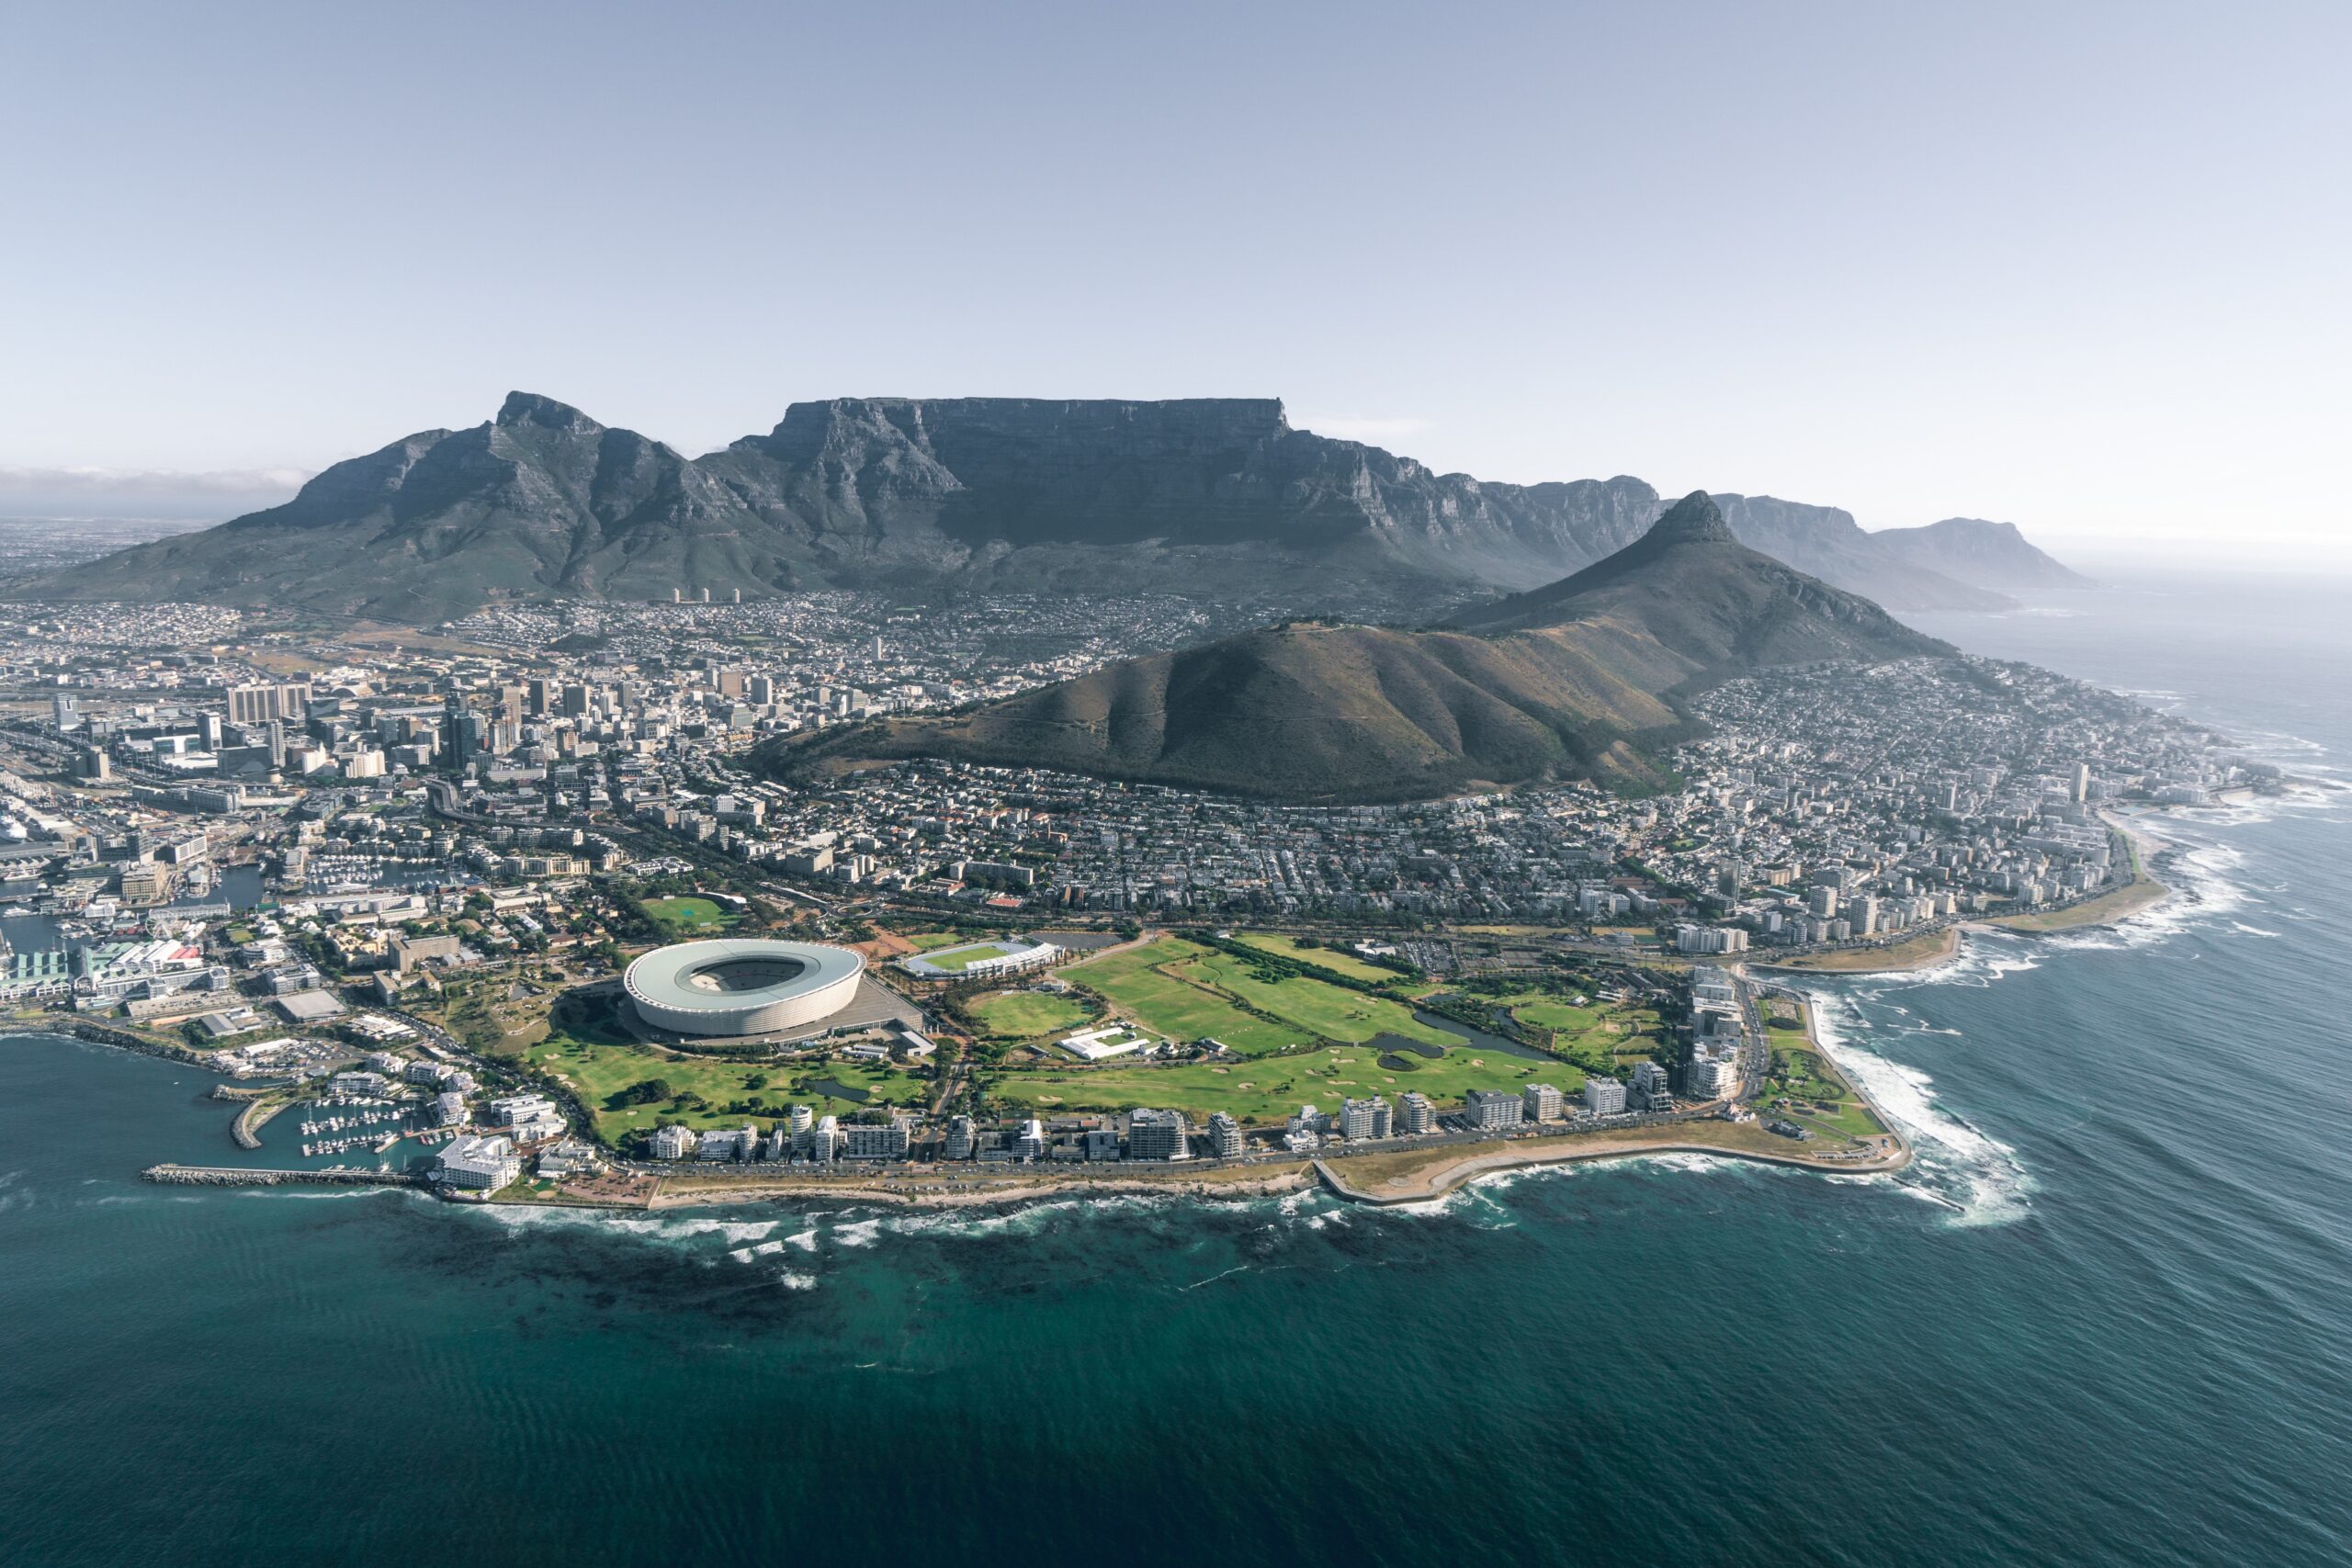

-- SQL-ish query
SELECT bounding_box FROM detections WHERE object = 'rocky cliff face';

[12,393,2083,621]
[711,396,1667,592]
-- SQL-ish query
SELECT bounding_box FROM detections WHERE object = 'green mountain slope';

[765,493,1952,804]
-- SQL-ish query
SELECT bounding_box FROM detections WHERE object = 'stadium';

[896,935,1064,981]
[623,938,865,1037]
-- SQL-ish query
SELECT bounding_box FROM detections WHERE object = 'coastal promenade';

[1312,1118,1910,1205]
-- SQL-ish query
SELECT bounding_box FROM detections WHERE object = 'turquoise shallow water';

[4,568,2350,1567]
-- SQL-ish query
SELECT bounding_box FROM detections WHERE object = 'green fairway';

[920,942,1018,973]
[1065,937,1298,1054]
[1174,952,1458,1048]
[1231,932,1401,984]
[989,1042,1575,1125]
[1067,936,1464,1055]
[641,896,735,936]
[968,989,1093,1040]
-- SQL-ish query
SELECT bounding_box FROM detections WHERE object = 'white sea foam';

[831,1217,883,1248]
[1804,990,2034,1228]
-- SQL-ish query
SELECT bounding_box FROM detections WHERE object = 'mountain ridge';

[8,394,2075,620]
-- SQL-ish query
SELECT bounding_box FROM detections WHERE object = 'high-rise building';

[1014,1119,1046,1161]
[1632,1060,1673,1111]
[809,1114,841,1163]
[1522,1083,1565,1122]
[1397,1092,1434,1134]
[1584,1077,1628,1115]
[1127,1108,1190,1161]
[2072,762,2091,803]
[226,682,311,726]
[1464,1089,1524,1131]
[1207,1112,1243,1157]
[944,1114,977,1160]
[841,1120,910,1160]
[1683,1055,1738,1100]
[51,694,78,731]
[1340,1097,1391,1141]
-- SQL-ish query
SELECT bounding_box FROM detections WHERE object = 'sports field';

[989,1042,1574,1125]
[641,896,735,936]
[921,942,1018,973]
[900,931,973,952]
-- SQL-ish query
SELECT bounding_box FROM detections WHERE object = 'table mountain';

[7,393,2075,621]
[763,492,1951,804]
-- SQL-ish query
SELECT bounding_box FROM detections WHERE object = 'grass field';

[1760,1041,1885,1141]
[988,1042,1571,1125]
[919,942,1018,973]
[520,1008,925,1143]
[1064,938,1297,1054]
[968,990,1093,1040]
[641,896,736,937]
[901,931,974,953]
[1065,937,1459,1055]
[1175,951,1457,1048]
[1458,987,1668,1075]
[1231,932,1402,984]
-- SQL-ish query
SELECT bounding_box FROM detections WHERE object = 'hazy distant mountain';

[764,493,1951,804]
[1710,494,2011,611]
[6,393,2086,622]
[1870,516,2097,595]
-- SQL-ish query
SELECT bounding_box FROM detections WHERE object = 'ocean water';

[5,567,2350,1567]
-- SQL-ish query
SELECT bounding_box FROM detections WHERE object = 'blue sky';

[2,0,2344,558]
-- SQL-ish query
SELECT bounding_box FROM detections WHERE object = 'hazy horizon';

[4,0,2346,562]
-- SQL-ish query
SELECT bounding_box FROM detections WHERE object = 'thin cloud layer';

[0,465,309,520]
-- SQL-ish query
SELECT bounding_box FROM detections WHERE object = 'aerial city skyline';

[3,6,2346,1568]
